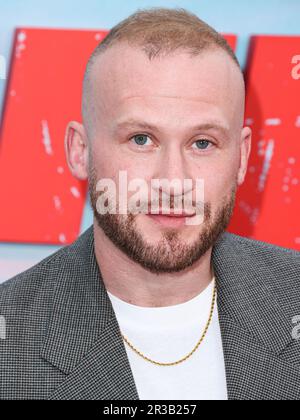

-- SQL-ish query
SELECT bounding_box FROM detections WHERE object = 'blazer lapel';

[48,317,139,400]
[212,232,300,400]
[41,227,139,400]
[219,314,300,400]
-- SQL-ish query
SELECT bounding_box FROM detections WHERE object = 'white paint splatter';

[41,120,53,156]
[288,157,296,165]
[239,201,260,225]
[59,233,67,243]
[250,208,259,225]
[17,44,26,51]
[282,185,289,193]
[265,118,281,126]
[95,33,102,41]
[257,140,266,157]
[16,32,27,59]
[17,31,27,43]
[57,166,64,174]
[239,201,252,215]
[70,186,81,198]
[296,116,300,128]
[245,118,254,126]
[53,195,62,211]
[258,139,275,192]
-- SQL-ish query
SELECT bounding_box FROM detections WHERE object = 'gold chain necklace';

[121,280,217,367]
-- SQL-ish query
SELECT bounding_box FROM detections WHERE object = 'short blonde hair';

[83,7,241,131]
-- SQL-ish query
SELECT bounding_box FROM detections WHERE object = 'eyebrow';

[113,119,230,138]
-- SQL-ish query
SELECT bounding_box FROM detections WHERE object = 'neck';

[93,222,215,308]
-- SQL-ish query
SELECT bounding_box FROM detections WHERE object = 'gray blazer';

[1,225,300,400]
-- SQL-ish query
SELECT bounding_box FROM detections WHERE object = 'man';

[1,7,300,401]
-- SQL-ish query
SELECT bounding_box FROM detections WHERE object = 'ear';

[64,121,88,181]
[237,126,252,186]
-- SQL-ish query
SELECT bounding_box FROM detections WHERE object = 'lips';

[148,208,195,217]
[146,210,196,228]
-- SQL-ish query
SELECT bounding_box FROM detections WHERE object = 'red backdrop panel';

[229,35,300,250]
[0,28,108,244]
[225,35,237,51]
[0,30,236,245]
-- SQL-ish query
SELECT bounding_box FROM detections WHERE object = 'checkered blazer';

[1,225,300,400]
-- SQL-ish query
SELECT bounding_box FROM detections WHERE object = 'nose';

[152,144,193,197]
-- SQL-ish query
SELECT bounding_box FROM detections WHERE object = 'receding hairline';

[85,7,241,72]
[82,7,244,133]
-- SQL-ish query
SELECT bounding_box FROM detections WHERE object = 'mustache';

[94,188,205,215]
[88,169,207,216]
[128,196,204,215]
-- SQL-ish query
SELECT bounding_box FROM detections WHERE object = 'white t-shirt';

[107,278,228,400]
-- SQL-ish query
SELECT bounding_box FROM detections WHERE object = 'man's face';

[83,44,251,274]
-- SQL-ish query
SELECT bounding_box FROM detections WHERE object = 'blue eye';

[193,139,212,150]
[132,134,151,146]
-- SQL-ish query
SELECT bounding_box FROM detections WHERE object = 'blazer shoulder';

[0,243,68,309]
[218,231,300,300]
[0,227,93,308]
[222,231,300,260]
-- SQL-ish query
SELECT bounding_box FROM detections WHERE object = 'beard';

[88,165,237,274]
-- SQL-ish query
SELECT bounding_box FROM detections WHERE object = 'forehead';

[89,43,244,127]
